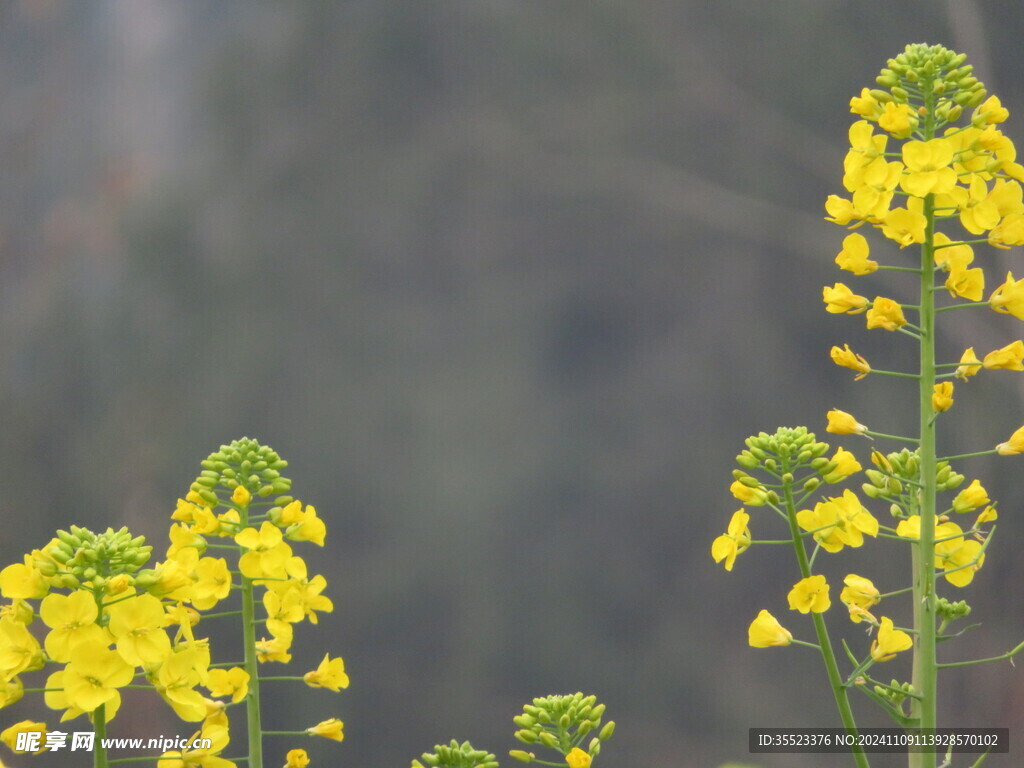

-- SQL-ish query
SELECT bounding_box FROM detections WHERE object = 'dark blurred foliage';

[1,2,1024,766]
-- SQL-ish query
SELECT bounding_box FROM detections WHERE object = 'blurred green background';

[1,2,1023,766]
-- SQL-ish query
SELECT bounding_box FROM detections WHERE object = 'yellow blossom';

[830,344,871,380]
[935,522,984,586]
[106,593,173,667]
[871,617,912,661]
[1,721,48,754]
[825,195,860,226]
[945,264,985,301]
[849,89,881,119]
[303,653,350,692]
[880,199,927,246]
[822,447,862,483]
[307,718,345,741]
[232,485,251,507]
[206,667,249,704]
[39,590,109,663]
[62,640,135,714]
[823,283,869,314]
[989,272,1024,320]
[878,101,916,136]
[190,557,233,611]
[839,574,880,624]
[747,610,792,648]
[826,409,868,436]
[900,138,957,197]
[955,347,982,380]
[255,635,292,664]
[834,232,877,274]
[865,297,906,331]
[0,617,44,680]
[931,382,954,412]
[284,750,311,768]
[729,480,768,506]
[997,424,1024,455]
[973,95,1009,125]
[566,748,592,768]
[0,558,49,600]
[796,490,878,553]
[976,506,998,525]
[235,522,293,580]
[787,575,831,614]
[982,340,1024,370]
[711,510,751,572]
[952,479,989,513]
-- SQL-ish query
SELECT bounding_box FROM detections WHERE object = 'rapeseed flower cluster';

[0,438,346,768]
[714,46,1024,756]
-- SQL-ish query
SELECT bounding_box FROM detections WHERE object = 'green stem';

[95,703,108,768]
[780,461,870,768]
[910,87,939,768]
[239,501,263,768]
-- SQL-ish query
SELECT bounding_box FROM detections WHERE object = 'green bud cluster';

[936,597,971,621]
[412,740,499,768]
[874,43,986,121]
[512,693,613,760]
[873,679,916,711]
[40,526,151,590]
[737,427,830,479]
[190,437,293,507]
[861,450,963,511]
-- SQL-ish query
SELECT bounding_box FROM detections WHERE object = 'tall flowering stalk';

[0,437,347,768]
[714,44,1024,768]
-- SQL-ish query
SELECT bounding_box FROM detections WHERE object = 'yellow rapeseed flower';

[834,232,878,274]
[871,617,912,661]
[206,666,250,704]
[865,297,907,331]
[39,590,109,663]
[787,575,831,614]
[952,479,989,513]
[840,574,880,624]
[989,271,1024,320]
[931,382,954,412]
[830,344,871,380]
[303,653,350,692]
[566,747,593,768]
[879,199,926,246]
[878,101,916,136]
[711,510,751,572]
[747,610,792,648]
[729,480,768,506]
[900,138,957,197]
[62,640,135,714]
[823,283,869,314]
[996,424,1024,455]
[822,446,862,483]
[284,749,311,768]
[955,347,982,380]
[826,409,868,436]
[307,718,345,741]
[982,340,1024,370]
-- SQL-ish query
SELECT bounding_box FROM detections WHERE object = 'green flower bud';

[538,732,558,749]
[509,751,534,763]
[598,720,616,740]
[736,452,759,469]
[515,730,536,744]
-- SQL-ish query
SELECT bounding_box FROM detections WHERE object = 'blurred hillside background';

[2,1,1024,766]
